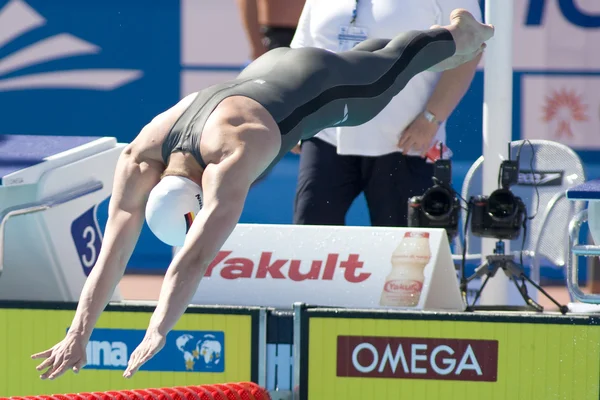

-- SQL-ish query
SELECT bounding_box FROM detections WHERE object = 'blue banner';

[79,328,225,373]
[0,0,180,143]
[71,205,102,276]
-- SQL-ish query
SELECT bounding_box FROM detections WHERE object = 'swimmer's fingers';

[48,358,76,380]
[123,332,166,378]
[40,355,63,380]
[124,344,158,378]
[123,350,141,378]
[124,346,150,378]
[31,348,53,360]
[35,354,55,372]
[72,359,86,374]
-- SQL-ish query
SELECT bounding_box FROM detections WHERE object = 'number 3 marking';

[81,226,97,268]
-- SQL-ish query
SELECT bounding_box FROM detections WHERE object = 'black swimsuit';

[162,28,455,173]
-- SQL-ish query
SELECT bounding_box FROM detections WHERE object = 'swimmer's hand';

[31,331,87,380]
[397,113,439,157]
[123,330,166,378]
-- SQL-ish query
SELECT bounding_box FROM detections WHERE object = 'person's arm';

[237,0,266,60]
[289,0,313,49]
[427,0,483,121]
[32,145,161,380]
[288,0,312,153]
[397,52,481,155]
[68,147,161,340]
[145,155,251,336]
[123,126,280,377]
[397,0,483,155]
[424,53,481,122]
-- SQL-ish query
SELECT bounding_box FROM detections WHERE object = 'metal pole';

[480,0,515,305]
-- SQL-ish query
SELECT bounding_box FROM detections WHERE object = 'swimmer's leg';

[273,29,462,133]
[350,38,391,52]
[254,11,493,134]
[322,29,460,127]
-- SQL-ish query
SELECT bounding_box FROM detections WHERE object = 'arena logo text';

[86,340,128,368]
[204,251,371,283]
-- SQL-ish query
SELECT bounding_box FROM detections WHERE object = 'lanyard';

[350,0,359,25]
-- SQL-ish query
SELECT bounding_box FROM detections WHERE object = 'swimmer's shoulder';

[126,93,201,167]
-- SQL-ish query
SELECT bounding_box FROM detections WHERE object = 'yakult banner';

[300,308,600,400]
[189,225,463,311]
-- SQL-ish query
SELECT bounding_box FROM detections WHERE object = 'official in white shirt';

[291,0,483,226]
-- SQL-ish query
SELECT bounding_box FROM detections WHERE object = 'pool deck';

[118,274,580,312]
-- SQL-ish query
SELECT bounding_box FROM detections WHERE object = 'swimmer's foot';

[427,43,485,72]
[446,9,494,56]
[426,9,493,72]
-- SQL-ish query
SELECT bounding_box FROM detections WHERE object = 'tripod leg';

[519,272,568,314]
[471,274,492,308]
[510,275,543,312]
[467,262,492,282]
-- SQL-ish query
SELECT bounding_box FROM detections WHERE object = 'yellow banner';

[308,316,600,400]
[0,306,254,397]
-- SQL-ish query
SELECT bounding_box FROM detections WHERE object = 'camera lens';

[487,189,516,220]
[422,186,452,219]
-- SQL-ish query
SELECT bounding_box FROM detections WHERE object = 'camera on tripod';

[459,141,567,314]
[470,159,526,240]
[408,153,460,240]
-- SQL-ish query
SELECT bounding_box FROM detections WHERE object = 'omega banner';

[300,308,600,400]
[188,224,463,311]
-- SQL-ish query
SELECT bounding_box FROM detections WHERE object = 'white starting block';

[0,134,125,302]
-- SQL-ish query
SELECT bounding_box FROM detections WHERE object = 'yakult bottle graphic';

[380,231,431,307]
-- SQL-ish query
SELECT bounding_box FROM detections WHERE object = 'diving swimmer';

[31,9,493,380]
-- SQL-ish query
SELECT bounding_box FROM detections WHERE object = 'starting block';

[0,134,124,302]
[567,179,600,305]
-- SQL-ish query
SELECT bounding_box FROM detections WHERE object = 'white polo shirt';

[290,0,482,157]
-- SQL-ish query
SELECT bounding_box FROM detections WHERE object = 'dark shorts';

[260,25,296,50]
[294,138,435,227]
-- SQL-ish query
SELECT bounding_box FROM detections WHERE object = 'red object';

[0,383,270,400]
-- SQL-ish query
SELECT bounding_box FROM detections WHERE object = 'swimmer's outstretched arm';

[124,124,280,377]
[31,146,162,380]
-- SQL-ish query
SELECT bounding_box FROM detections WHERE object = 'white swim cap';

[145,175,203,247]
